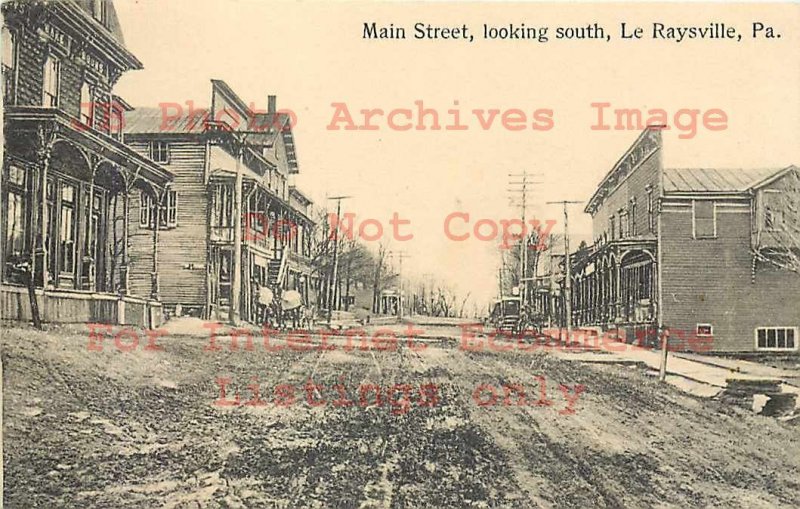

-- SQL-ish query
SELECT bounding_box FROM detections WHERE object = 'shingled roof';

[662,167,793,193]
[124,107,291,140]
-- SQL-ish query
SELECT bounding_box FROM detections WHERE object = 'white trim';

[754,326,799,351]
[696,323,713,336]
[166,189,178,228]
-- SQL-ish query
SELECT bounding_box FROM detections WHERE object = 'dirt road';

[2,322,799,508]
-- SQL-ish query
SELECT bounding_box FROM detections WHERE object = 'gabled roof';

[663,167,795,194]
[289,186,313,205]
[74,0,126,46]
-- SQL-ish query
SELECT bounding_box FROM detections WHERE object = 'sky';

[112,0,800,309]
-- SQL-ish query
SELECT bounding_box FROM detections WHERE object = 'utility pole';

[508,172,542,308]
[546,200,582,338]
[391,251,410,319]
[229,140,244,325]
[326,195,351,326]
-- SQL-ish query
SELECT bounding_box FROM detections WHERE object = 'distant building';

[1,0,172,326]
[123,80,317,322]
[571,127,799,352]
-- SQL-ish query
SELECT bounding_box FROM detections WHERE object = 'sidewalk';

[554,339,800,403]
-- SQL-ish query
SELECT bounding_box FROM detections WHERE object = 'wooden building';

[572,127,799,352]
[1,0,173,327]
[123,80,317,323]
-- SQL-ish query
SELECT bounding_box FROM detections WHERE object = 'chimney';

[268,95,276,114]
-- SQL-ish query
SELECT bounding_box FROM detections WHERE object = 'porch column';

[151,187,164,301]
[34,129,54,289]
[119,168,132,295]
[84,161,100,291]
[615,262,622,320]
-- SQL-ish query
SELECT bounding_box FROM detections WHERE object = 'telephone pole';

[508,172,542,308]
[327,195,351,326]
[546,200,582,337]
[229,140,245,325]
[390,251,410,319]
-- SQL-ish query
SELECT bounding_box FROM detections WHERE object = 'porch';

[206,173,315,323]
[571,237,659,339]
[2,107,172,328]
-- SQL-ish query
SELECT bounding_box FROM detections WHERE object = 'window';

[166,190,178,227]
[42,55,59,107]
[629,199,637,236]
[109,107,123,138]
[763,192,783,231]
[693,200,716,238]
[59,183,77,276]
[150,141,170,163]
[92,0,107,23]
[139,191,177,229]
[2,25,16,103]
[646,190,656,233]
[619,210,628,239]
[756,327,797,351]
[213,185,233,228]
[139,191,156,228]
[80,83,93,126]
[609,215,615,240]
[4,165,26,282]
[696,324,713,336]
[84,191,102,262]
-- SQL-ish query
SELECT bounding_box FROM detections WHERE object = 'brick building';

[1,0,172,326]
[571,128,799,352]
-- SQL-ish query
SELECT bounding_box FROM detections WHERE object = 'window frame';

[150,141,170,164]
[139,191,155,228]
[763,190,784,232]
[93,0,108,24]
[3,164,28,283]
[166,190,178,227]
[696,324,713,337]
[79,82,94,127]
[42,55,60,108]
[755,326,798,352]
[692,200,717,239]
[2,25,17,104]
[58,181,77,277]
[609,214,615,241]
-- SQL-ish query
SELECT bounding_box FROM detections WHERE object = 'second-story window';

[609,215,615,240]
[2,25,16,104]
[150,141,170,163]
[629,199,637,236]
[693,200,716,239]
[646,190,655,233]
[109,105,123,138]
[93,0,108,24]
[764,191,783,231]
[212,185,233,228]
[42,55,60,107]
[80,83,93,126]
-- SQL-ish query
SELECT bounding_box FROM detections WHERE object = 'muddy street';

[2,321,799,508]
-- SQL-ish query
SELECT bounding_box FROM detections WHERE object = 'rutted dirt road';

[2,321,799,508]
